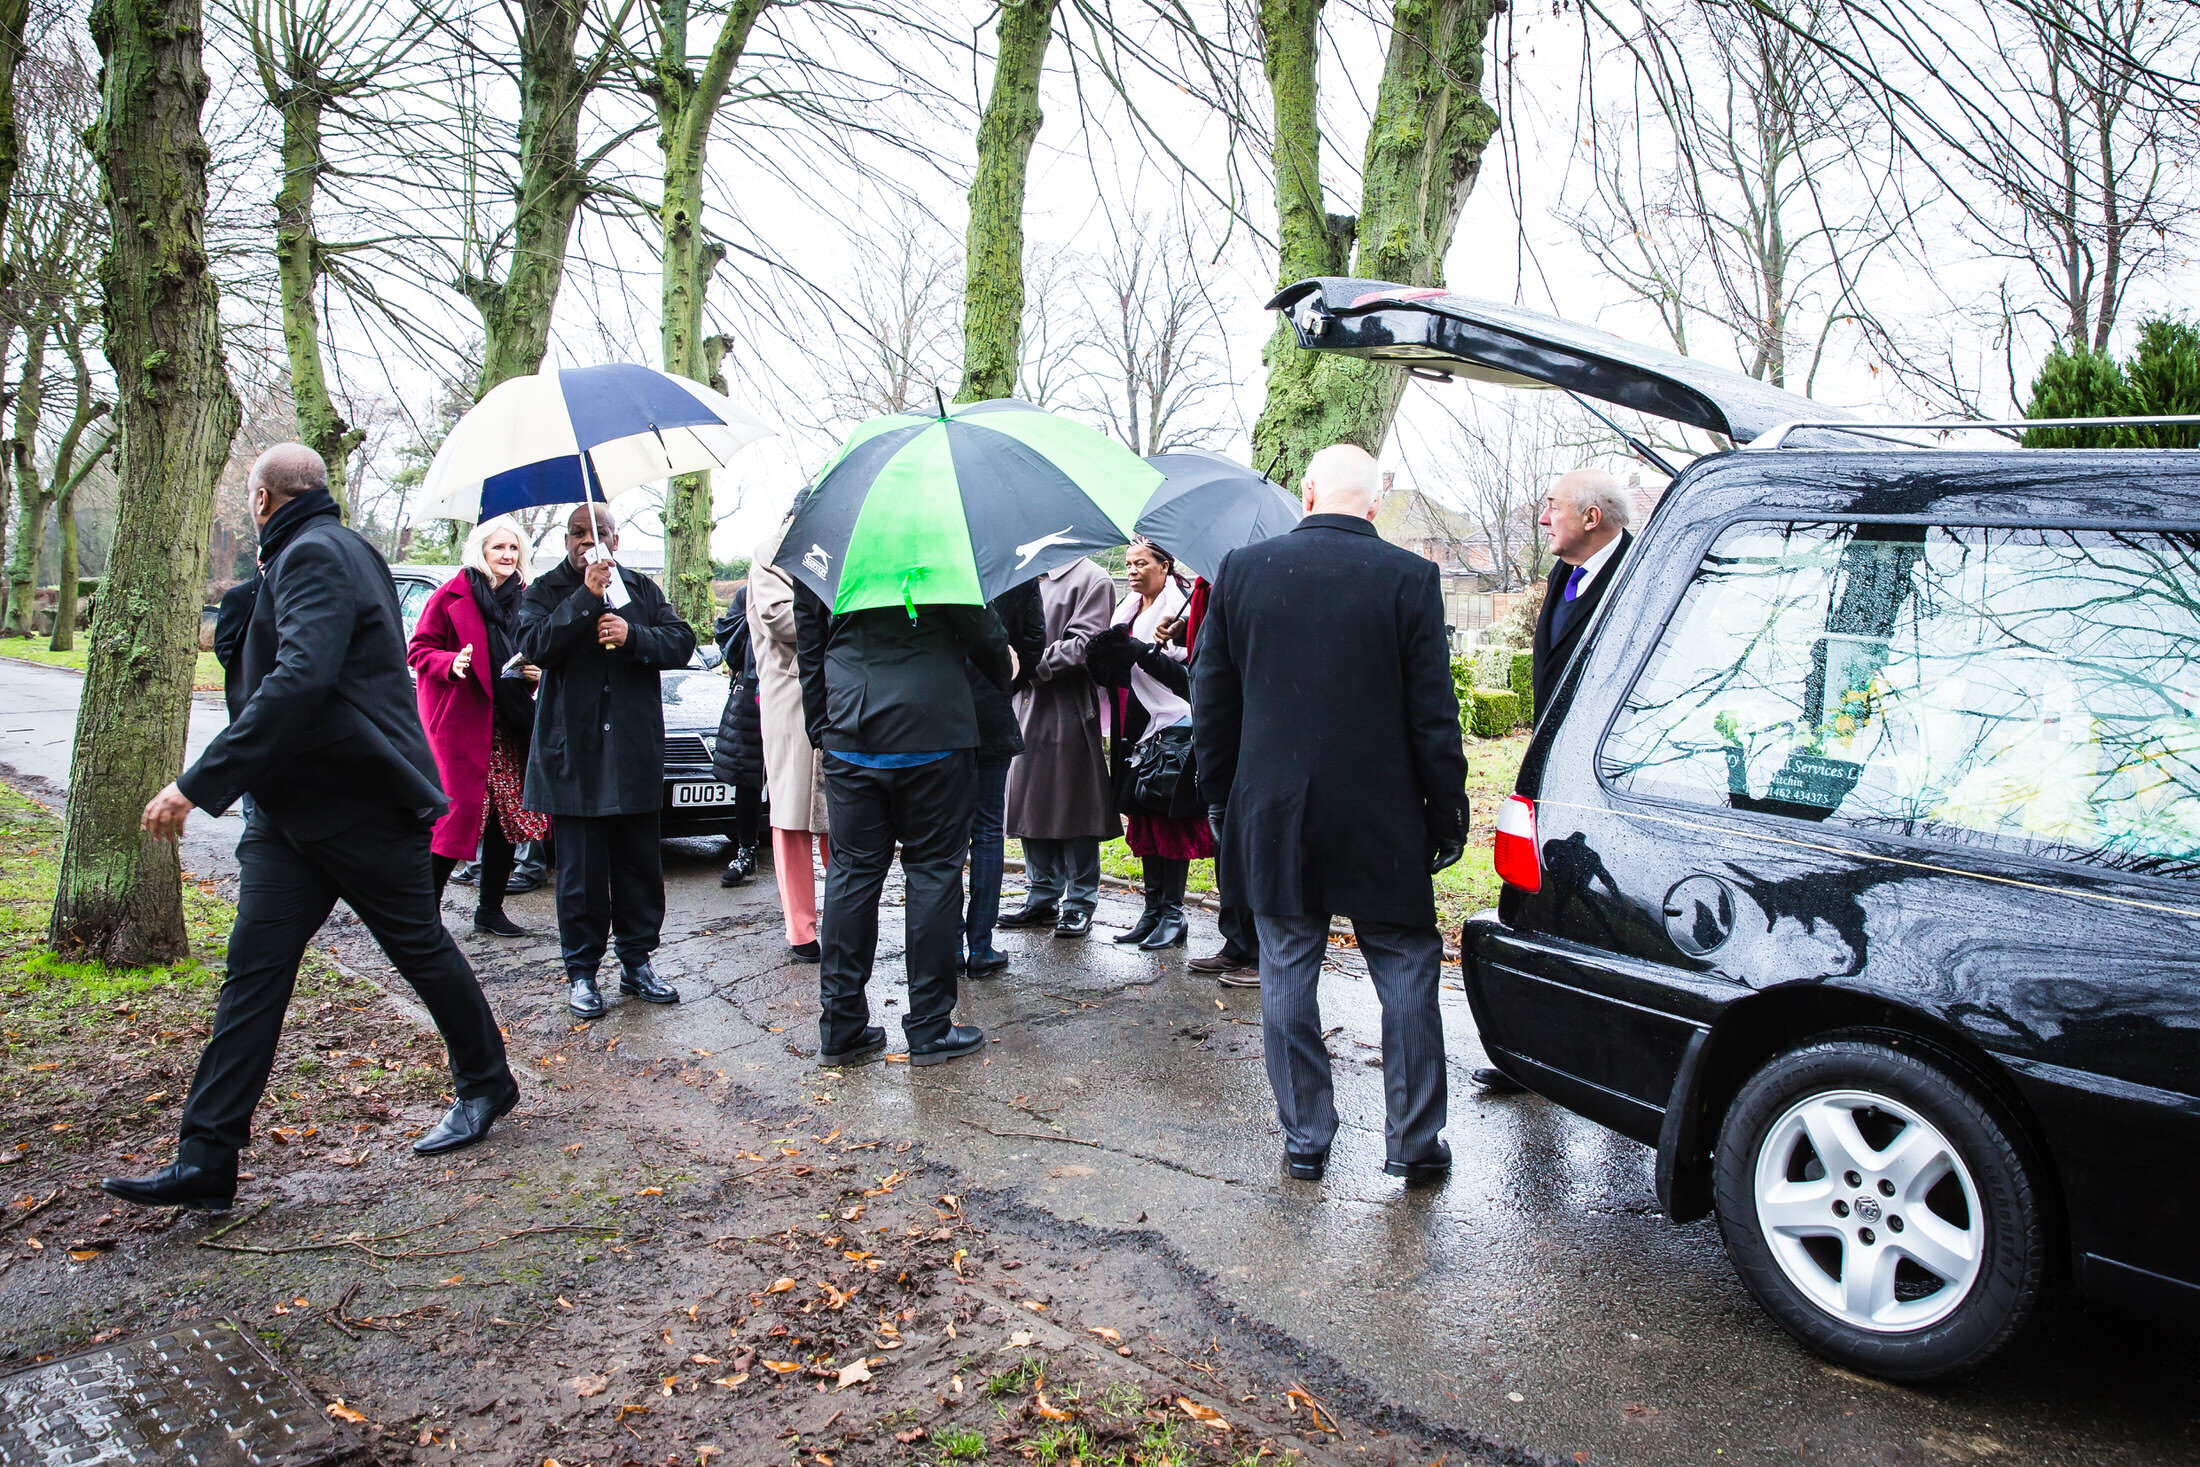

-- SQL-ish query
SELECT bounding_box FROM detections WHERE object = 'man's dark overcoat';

[1530,529,1632,717]
[179,493,446,837]
[518,558,698,817]
[1191,513,1469,927]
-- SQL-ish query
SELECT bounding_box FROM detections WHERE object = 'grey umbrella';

[1136,450,1303,579]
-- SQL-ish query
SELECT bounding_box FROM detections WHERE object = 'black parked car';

[392,563,750,842]
[1275,278,2200,1382]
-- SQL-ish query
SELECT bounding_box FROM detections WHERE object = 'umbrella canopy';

[423,362,773,524]
[1136,449,1303,578]
[779,398,1161,614]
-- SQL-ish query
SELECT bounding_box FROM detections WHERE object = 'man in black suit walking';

[108,445,520,1212]
[1193,444,1470,1186]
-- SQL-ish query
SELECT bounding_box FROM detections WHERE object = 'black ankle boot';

[1139,907,1188,950]
[1116,863,1165,943]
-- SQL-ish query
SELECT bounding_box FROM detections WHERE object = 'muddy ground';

[0,785,1455,1467]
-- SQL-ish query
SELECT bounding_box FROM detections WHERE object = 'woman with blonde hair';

[407,516,549,936]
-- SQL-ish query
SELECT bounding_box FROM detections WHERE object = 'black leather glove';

[1207,804,1226,843]
[1429,840,1465,875]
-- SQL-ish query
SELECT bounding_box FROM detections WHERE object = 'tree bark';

[47,320,111,652]
[0,0,29,254]
[52,0,241,963]
[955,0,1055,405]
[269,70,362,513]
[4,316,49,635]
[463,0,591,395]
[1251,0,1500,489]
[655,0,765,627]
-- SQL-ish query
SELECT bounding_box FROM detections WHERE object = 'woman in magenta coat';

[407,517,549,936]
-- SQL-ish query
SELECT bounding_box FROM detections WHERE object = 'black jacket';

[794,591,1013,755]
[518,557,698,817]
[969,579,1045,760]
[177,493,446,839]
[1087,621,1204,820]
[212,575,260,716]
[1531,529,1632,717]
[711,586,765,788]
[1191,514,1469,926]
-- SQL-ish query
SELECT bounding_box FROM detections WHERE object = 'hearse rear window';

[1598,522,2200,879]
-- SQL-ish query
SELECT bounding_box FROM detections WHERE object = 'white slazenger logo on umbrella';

[803,544,831,577]
[1014,527,1079,570]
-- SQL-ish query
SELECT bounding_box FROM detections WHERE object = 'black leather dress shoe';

[820,1025,889,1066]
[567,974,605,1019]
[413,1085,521,1155]
[1285,1146,1330,1182]
[102,1160,236,1212]
[1384,1139,1453,1187]
[788,940,821,963]
[620,961,679,1004]
[996,902,1058,930]
[472,909,527,938]
[1052,909,1092,938]
[908,1024,986,1066]
[966,950,1010,978]
[1471,1067,1526,1094]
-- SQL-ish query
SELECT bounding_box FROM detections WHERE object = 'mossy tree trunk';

[955,0,1055,405]
[52,0,241,963]
[462,0,594,395]
[654,0,765,627]
[3,313,50,636]
[1251,0,1501,489]
[0,0,28,252]
[47,318,114,652]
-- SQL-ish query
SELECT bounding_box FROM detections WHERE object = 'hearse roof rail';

[1748,415,2200,451]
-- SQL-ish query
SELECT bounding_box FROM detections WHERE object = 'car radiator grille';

[664,736,711,766]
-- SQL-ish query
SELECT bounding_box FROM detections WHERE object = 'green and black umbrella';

[776,398,1160,614]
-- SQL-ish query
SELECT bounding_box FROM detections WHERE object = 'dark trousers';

[433,819,516,914]
[1021,836,1100,914]
[962,755,1012,961]
[1217,903,1261,965]
[1255,913,1447,1166]
[819,751,975,1053]
[732,783,763,848]
[551,811,665,978]
[177,808,512,1169]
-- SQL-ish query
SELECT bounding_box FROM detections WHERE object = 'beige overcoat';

[747,526,829,834]
[1005,558,1120,841]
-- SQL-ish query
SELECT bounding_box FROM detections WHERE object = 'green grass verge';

[1011,731,1532,935]
[0,640,225,692]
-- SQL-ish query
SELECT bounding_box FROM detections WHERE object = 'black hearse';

[1274,278,2200,1382]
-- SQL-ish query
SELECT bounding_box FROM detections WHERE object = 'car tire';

[1711,1034,2050,1382]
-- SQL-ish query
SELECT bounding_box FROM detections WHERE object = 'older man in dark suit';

[1192,443,1470,1186]
[1530,467,1634,718]
[110,445,519,1212]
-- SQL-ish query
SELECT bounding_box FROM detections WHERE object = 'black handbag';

[1127,723,1194,814]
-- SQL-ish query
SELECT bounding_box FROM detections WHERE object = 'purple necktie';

[1564,565,1587,602]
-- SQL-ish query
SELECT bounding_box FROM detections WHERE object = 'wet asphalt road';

[3,656,2194,1466]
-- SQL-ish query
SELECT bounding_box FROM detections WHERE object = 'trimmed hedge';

[1509,649,1533,727]
[1468,687,1519,738]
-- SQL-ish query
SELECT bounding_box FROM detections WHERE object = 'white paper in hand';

[586,543,632,608]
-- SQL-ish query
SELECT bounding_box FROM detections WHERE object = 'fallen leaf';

[765,1277,796,1294]
[697,1448,720,1465]
[761,1360,802,1373]
[1177,1397,1231,1430]
[1022,1300,1046,1312]
[437,1275,463,1286]
[636,1187,663,1196]
[839,1204,865,1222]
[326,1402,367,1425]
[1087,1326,1121,1344]
[690,1353,720,1365]
[894,1426,926,1444]
[556,1297,574,1308]
[1285,1386,1339,1433]
[1008,1329,1033,1347]
[1575,1454,1591,1464]
[818,1281,854,1310]
[882,1053,908,1063]
[27,1062,58,1072]
[142,1091,167,1103]
[1623,1403,1659,1420]
[1034,1391,1073,1421]
[67,1249,104,1262]
[834,1359,872,1389]
[1508,1391,1526,1403]
[660,1375,677,1397]
[710,1373,750,1389]
[569,1375,609,1398]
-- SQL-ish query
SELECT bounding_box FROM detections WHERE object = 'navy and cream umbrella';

[1136,449,1303,578]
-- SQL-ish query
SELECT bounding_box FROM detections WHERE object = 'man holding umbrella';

[520,503,698,1018]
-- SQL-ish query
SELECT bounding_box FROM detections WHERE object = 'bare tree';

[829,216,962,421]
[1078,210,1231,455]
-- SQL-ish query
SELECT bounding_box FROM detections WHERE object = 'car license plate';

[671,781,736,807]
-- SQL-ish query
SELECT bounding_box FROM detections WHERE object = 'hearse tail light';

[1493,794,1541,893]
